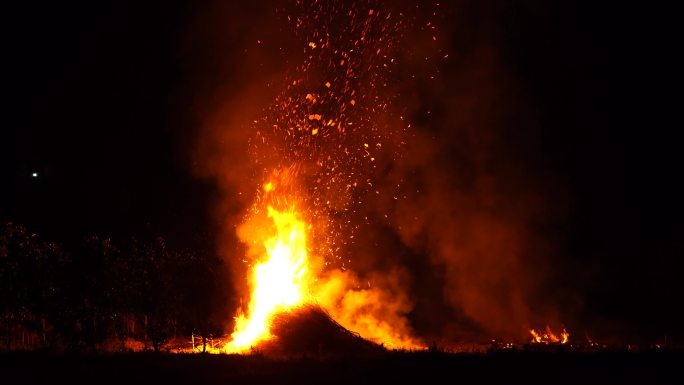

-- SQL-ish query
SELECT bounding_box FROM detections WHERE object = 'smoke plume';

[188,1,571,345]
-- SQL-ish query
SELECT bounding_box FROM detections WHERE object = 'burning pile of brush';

[259,304,385,356]
[191,0,587,356]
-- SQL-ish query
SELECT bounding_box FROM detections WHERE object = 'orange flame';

[225,205,312,352]
[221,176,423,352]
[529,325,569,344]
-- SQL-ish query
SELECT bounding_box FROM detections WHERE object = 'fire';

[529,325,569,344]
[225,205,312,352]
[212,3,425,354]
[220,173,423,352]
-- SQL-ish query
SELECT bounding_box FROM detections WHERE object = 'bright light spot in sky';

[31,172,38,178]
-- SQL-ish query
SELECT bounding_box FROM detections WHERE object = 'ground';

[1,350,681,385]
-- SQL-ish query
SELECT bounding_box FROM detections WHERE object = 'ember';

[218,1,424,352]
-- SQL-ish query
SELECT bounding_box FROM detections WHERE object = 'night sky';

[2,1,682,342]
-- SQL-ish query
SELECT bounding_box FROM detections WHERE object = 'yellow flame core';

[226,206,310,352]
[221,182,423,352]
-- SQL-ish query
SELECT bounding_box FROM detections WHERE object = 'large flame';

[225,205,312,352]
[220,175,423,352]
[213,2,425,353]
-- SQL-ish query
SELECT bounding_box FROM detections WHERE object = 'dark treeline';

[0,221,228,353]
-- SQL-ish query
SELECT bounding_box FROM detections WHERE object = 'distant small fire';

[530,326,569,344]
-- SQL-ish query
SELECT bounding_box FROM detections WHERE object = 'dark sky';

[1,1,681,341]
[497,3,682,340]
[2,1,210,247]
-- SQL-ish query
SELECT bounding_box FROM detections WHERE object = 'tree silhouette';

[131,237,181,351]
[1,222,231,352]
[176,246,227,352]
[0,222,65,350]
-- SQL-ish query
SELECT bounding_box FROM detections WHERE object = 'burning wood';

[259,304,385,356]
[223,176,422,353]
